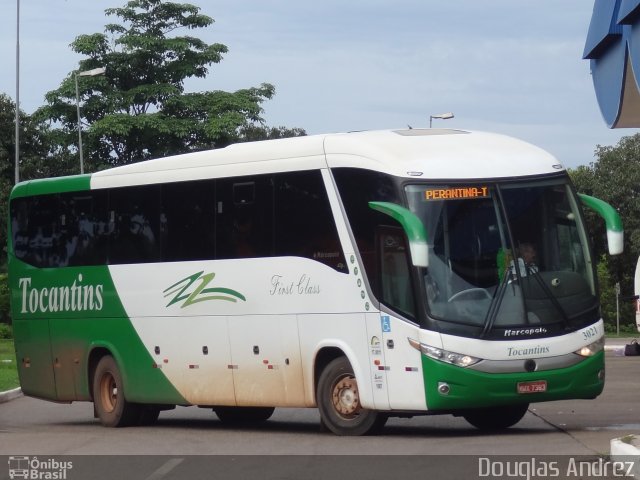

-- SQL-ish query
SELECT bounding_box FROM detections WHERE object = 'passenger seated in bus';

[232,209,256,258]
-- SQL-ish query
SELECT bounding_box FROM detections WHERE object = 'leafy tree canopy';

[0,94,76,182]
[569,134,640,327]
[570,134,640,263]
[37,0,303,170]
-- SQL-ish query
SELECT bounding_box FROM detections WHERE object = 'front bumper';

[422,351,605,411]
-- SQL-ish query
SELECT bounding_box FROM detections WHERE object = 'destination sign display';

[423,186,490,201]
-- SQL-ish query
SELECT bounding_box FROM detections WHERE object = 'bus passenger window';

[106,185,161,264]
[216,176,273,260]
[273,171,347,272]
[377,226,416,319]
[162,180,214,262]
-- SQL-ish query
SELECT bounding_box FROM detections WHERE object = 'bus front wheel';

[316,356,387,436]
[462,404,529,430]
[93,355,140,427]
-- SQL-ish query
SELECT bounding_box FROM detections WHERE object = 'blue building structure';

[585,0,640,127]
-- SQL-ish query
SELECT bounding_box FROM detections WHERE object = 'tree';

[0,93,63,183]
[569,134,640,329]
[37,0,304,170]
[1,95,79,181]
[239,125,307,143]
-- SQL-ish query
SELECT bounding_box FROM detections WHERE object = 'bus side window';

[273,171,347,272]
[376,226,416,319]
[162,179,215,262]
[333,167,402,295]
[10,198,31,262]
[216,176,273,260]
[107,184,161,264]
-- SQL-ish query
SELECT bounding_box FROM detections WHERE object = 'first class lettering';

[424,186,489,201]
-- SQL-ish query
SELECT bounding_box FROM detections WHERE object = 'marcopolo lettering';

[19,275,104,314]
[504,327,548,337]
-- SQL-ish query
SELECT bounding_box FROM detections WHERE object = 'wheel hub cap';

[332,376,360,417]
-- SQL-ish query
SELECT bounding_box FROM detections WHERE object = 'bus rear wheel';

[214,406,275,424]
[93,355,140,427]
[316,356,387,436]
[462,404,529,430]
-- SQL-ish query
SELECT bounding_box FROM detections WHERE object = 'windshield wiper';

[480,266,511,338]
[526,269,571,327]
[481,266,572,338]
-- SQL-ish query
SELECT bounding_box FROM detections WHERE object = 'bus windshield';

[405,178,597,337]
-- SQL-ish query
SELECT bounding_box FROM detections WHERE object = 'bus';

[8,128,622,435]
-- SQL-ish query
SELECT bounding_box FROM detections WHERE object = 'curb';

[604,338,638,354]
[611,437,640,478]
[0,387,22,404]
[604,345,625,354]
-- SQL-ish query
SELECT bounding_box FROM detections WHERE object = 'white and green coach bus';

[8,128,623,435]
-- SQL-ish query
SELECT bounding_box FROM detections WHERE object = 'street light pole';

[429,112,454,128]
[75,74,84,175]
[15,0,20,184]
[75,67,106,175]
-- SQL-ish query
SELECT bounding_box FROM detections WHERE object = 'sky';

[0,0,635,169]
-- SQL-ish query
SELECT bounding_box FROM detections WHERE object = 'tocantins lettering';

[19,275,104,314]
[507,345,550,357]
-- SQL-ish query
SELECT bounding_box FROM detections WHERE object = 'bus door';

[376,227,427,411]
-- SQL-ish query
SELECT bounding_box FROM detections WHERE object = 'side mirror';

[368,201,429,267]
[579,194,623,255]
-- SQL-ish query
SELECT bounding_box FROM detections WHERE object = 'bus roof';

[322,129,562,179]
[14,129,566,195]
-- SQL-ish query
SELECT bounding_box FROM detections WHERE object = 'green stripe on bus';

[10,174,92,200]
[10,260,187,405]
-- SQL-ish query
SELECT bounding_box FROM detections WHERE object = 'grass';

[605,331,639,338]
[620,434,636,445]
[0,339,19,392]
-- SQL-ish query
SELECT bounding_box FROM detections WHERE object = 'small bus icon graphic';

[8,456,29,479]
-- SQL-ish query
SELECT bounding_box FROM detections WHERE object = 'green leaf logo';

[163,271,246,308]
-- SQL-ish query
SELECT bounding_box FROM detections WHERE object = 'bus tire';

[316,356,387,436]
[137,406,161,426]
[462,403,529,430]
[214,406,275,424]
[93,355,140,427]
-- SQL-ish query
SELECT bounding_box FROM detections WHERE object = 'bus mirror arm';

[368,201,429,267]
[578,194,624,255]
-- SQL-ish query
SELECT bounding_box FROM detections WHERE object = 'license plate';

[517,380,547,394]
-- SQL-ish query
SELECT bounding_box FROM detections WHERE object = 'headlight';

[574,337,605,357]
[408,338,482,367]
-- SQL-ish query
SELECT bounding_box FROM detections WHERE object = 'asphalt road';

[0,351,638,479]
